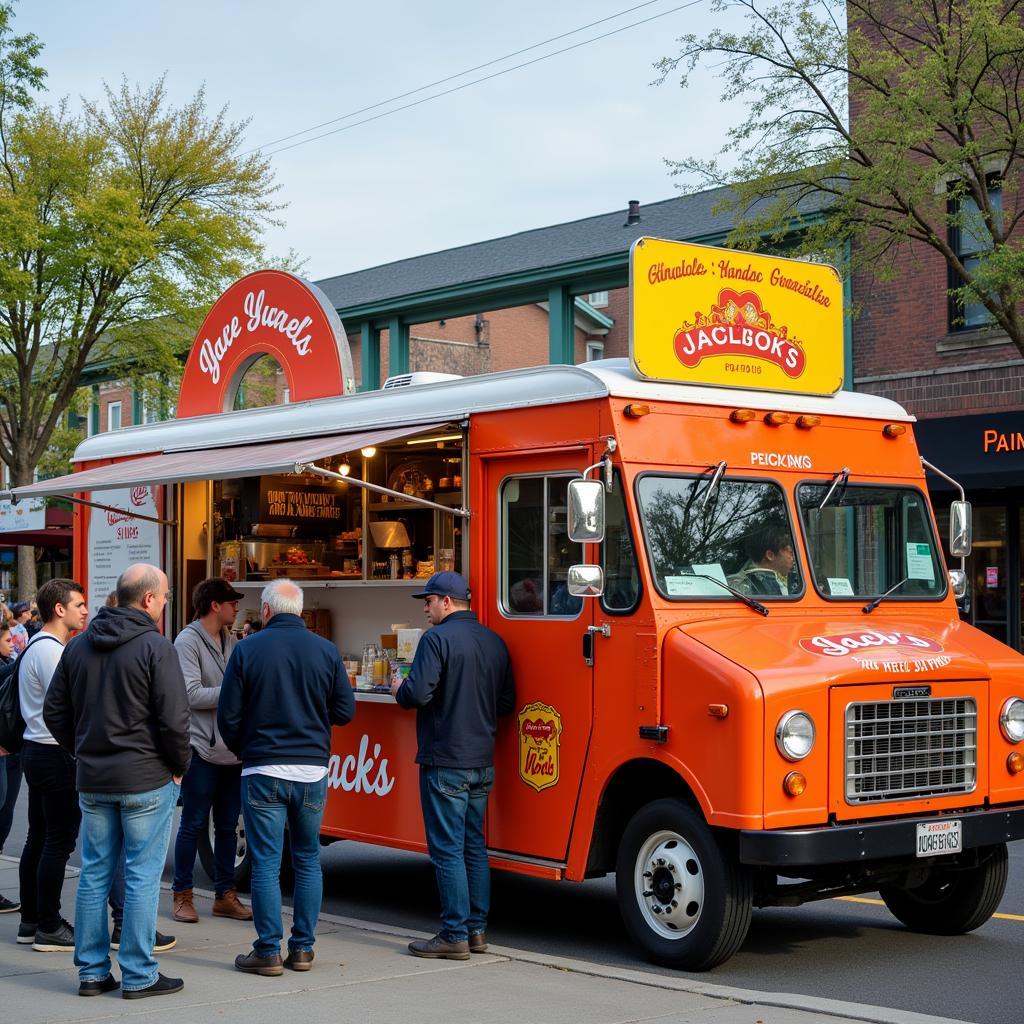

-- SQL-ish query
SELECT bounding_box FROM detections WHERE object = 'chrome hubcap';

[634,830,703,940]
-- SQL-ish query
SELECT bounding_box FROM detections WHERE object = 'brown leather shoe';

[408,934,470,960]
[213,890,253,921]
[468,932,488,953]
[172,889,199,924]
[284,948,314,971]
[234,950,284,976]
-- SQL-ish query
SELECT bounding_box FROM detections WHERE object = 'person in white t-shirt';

[17,579,88,952]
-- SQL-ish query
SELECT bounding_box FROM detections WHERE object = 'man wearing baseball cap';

[170,578,251,925]
[390,572,515,960]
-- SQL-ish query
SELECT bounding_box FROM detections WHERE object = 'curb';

[175,882,967,1024]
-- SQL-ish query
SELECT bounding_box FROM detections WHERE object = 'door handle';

[583,623,610,667]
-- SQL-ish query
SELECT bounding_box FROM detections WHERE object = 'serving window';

[208,429,465,587]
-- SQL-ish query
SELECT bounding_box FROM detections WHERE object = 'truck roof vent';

[382,371,463,389]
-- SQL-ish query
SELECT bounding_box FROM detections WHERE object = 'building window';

[107,401,122,432]
[588,291,609,308]
[949,180,1002,331]
[585,341,604,363]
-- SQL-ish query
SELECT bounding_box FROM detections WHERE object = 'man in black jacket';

[390,572,515,960]
[218,578,354,977]
[44,564,190,1000]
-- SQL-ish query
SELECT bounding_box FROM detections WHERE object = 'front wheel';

[879,844,1008,934]
[615,798,752,970]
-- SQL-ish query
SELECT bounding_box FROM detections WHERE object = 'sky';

[28,0,748,281]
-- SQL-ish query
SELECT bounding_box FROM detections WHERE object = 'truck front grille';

[845,698,977,803]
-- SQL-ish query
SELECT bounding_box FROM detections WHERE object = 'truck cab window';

[501,476,583,617]
[602,471,640,613]
[797,483,946,600]
[636,474,802,601]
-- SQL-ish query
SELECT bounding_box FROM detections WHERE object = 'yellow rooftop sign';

[629,238,844,396]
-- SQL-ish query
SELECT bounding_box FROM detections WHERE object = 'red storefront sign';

[177,270,353,418]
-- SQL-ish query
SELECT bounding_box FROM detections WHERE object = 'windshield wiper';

[698,461,728,512]
[682,573,769,617]
[818,467,850,510]
[862,578,910,614]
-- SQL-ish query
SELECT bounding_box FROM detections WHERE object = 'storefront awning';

[9,423,447,499]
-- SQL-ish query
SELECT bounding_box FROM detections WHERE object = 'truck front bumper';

[739,804,1024,867]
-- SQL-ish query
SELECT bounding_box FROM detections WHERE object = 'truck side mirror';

[568,479,606,543]
[567,564,604,598]
[949,500,972,558]
[949,569,967,600]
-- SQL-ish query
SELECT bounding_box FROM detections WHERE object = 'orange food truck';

[11,240,1024,970]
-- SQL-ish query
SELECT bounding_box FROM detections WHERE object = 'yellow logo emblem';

[517,702,563,792]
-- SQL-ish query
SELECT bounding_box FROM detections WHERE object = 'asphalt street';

[3,802,1019,1024]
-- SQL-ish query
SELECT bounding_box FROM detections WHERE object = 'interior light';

[405,434,463,445]
[338,459,351,477]
[764,411,790,426]
[883,424,907,439]
[796,415,820,430]
[360,447,377,458]
[730,409,756,423]
[783,771,807,797]
[623,403,651,419]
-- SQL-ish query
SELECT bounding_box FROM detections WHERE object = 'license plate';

[915,819,962,857]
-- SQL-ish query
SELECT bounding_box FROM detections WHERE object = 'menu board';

[87,486,162,600]
[0,496,46,533]
[257,474,345,536]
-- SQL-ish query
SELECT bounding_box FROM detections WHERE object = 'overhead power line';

[252,0,703,160]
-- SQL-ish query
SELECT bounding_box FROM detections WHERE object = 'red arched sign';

[176,270,354,418]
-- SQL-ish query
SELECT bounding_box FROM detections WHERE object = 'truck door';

[482,450,596,862]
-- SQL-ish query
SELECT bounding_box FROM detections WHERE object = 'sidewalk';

[0,855,963,1024]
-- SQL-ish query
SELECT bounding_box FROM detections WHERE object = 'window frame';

[794,480,948,603]
[498,470,585,620]
[947,177,1002,332]
[600,468,642,616]
[634,470,806,603]
[107,401,122,432]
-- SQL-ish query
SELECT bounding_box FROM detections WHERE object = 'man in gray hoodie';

[171,578,251,924]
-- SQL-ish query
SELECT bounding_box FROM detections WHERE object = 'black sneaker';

[111,925,177,952]
[0,894,19,914]
[79,974,120,997]
[122,973,184,999]
[16,921,37,944]
[33,919,75,952]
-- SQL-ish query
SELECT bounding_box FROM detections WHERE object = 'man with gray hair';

[217,579,354,976]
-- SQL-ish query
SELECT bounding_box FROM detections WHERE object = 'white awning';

[12,423,447,498]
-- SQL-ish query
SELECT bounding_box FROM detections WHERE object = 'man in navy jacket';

[391,572,514,960]
[218,579,354,976]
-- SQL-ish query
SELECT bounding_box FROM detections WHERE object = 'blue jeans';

[173,752,242,896]
[419,765,494,943]
[75,781,179,991]
[241,774,327,958]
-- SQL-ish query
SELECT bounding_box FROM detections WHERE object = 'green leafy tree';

[656,0,1024,349]
[0,3,279,596]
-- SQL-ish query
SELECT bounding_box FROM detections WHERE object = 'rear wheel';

[198,813,251,892]
[615,798,752,970]
[879,844,1008,934]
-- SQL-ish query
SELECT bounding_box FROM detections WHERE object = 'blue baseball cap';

[411,571,471,601]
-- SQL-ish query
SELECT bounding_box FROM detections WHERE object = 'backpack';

[0,634,61,753]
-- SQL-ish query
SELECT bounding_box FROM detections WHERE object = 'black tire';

[879,843,1008,935]
[615,798,752,970]
[197,813,251,892]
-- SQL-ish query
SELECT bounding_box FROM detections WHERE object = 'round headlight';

[776,710,815,761]
[999,697,1024,744]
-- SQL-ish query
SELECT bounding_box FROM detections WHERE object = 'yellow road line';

[836,895,1024,921]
